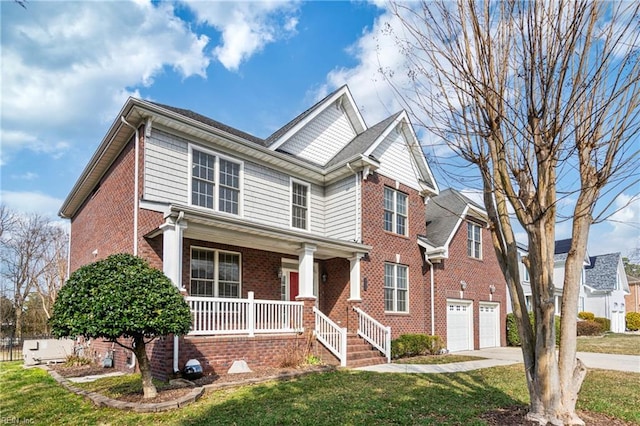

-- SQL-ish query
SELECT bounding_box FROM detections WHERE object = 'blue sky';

[1,0,638,258]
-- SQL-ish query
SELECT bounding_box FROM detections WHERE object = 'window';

[191,147,241,214]
[467,222,482,259]
[384,263,408,312]
[291,180,309,230]
[192,150,215,209]
[219,159,240,214]
[384,187,408,235]
[190,248,241,298]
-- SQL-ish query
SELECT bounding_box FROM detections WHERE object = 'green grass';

[394,354,486,365]
[1,361,638,425]
[577,333,640,355]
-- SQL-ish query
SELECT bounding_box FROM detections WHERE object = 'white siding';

[371,129,421,191]
[144,130,189,204]
[310,184,325,235]
[325,176,357,240]
[280,104,357,166]
[244,162,290,227]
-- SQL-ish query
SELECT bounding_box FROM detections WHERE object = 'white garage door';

[447,301,473,352]
[479,303,500,348]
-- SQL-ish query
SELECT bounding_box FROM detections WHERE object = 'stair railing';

[313,307,347,367]
[353,307,391,363]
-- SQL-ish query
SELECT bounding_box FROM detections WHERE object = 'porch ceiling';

[171,205,370,260]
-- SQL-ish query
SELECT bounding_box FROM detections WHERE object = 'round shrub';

[576,320,603,336]
[578,311,595,321]
[626,312,640,331]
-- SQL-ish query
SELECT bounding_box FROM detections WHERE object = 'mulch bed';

[480,406,636,426]
[49,363,111,378]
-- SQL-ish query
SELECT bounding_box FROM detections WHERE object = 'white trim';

[188,144,244,216]
[268,87,367,151]
[467,221,483,260]
[363,111,438,195]
[290,177,311,231]
[383,262,409,313]
[383,186,409,237]
[189,246,242,298]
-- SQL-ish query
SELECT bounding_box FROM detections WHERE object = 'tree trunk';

[525,218,564,425]
[132,336,157,399]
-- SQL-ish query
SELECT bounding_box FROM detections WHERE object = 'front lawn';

[1,361,638,425]
[577,333,640,355]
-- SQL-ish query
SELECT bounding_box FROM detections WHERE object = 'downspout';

[120,117,140,256]
[425,257,435,336]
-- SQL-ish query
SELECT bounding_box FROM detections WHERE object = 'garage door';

[447,301,473,352]
[479,303,500,348]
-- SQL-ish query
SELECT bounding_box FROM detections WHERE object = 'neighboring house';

[582,252,630,332]
[59,85,506,380]
[506,239,589,315]
[418,189,507,351]
[626,274,640,313]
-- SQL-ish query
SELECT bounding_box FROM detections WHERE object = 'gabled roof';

[419,188,487,258]
[325,112,401,168]
[149,102,266,146]
[266,85,367,150]
[585,252,624,291]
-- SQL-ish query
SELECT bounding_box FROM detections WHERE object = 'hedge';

[626,312,640,331]
[594,317,610,332]
[391,334,444,359]
[506,312,560,346]
[577,320,603,336]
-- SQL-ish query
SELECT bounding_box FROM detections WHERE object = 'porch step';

[346,334,387,368]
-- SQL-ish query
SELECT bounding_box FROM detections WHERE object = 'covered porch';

[148,207,390,368]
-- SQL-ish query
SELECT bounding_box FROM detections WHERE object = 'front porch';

[184,292,391,369]
[148,207,389,376]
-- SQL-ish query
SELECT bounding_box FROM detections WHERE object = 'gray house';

[582,252,630,332]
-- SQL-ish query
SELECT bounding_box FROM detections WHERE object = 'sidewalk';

[356,347,640,373]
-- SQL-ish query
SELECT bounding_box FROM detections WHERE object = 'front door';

[289,272,299,301]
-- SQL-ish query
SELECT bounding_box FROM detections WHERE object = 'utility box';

[22,339,75,366]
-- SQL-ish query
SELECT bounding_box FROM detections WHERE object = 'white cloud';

[1,191,64,219]
[1,1,210,162]
[590,193,640,257]
[10,172,38,181]
[183,1,300,71]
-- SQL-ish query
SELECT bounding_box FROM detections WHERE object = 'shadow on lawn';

[178,368,526,425]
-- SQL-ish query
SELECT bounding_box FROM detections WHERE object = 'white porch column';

[159,215,187,291]
[297,244,317,299]
[348,254,364,301]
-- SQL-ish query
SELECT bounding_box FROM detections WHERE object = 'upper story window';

[190,247,241,298]
[384,187,408,236]
[384,263,408,313]
[191,147,242,214]
[467,222,482,259]
[291,180,309,230]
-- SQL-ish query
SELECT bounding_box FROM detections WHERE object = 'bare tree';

[0,209,62,338]
[386,1,640,424]
[34,225,68,320]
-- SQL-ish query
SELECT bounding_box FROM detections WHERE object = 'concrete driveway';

[356,346,640,374]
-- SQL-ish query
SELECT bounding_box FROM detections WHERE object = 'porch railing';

[353,307,391,363]
[313,307,347,367]
[186,291,304,336]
